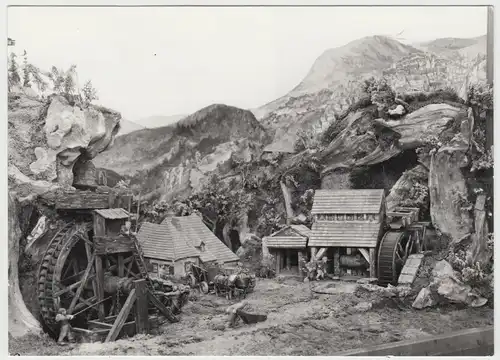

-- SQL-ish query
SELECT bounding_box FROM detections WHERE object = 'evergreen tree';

[8,52,21,87]
[22,50,31,87]
[82,80,98,104]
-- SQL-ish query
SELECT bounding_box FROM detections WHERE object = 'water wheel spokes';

[377,230,412,287]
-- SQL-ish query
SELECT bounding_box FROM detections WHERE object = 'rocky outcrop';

[8,94,121,188]
[8,192,43,338]
[373,104,466,149]
[386,165,428,211]
[429,141,473,243]
[236,233,262,260]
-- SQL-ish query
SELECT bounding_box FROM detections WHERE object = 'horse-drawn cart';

[185,263,219,294]
[185,263,256,300]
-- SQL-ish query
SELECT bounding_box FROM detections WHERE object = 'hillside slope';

[117,118,146,136]
[94,103,271,201]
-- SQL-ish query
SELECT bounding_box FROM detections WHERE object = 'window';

[152,263,158,274]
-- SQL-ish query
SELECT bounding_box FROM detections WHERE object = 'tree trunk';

[222,222,233,250]
[468,195,491,266]
[280,180,294,225]
[8,192,43,338]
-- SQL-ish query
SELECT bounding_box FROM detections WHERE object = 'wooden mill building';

[309,189,386,278]
[263,225,311,275]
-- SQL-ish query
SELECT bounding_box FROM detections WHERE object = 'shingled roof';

[164,214,239,264]
[94,208,130,220]
[311,189,385,215]
[309,221,382,248]
[263,225,310,249]
[136,222,206,262]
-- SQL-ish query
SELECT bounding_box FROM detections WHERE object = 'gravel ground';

[9,278,493,356]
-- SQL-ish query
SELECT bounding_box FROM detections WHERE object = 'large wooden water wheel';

[377,230,414,286]
[37,221,142,335]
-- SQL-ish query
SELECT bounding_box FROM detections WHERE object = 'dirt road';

[10,278,493,356]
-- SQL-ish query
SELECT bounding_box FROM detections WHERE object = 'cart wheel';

[200,281,209,294]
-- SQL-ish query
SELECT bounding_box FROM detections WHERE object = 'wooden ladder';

[131,235,179,323]
[131,235,154,286]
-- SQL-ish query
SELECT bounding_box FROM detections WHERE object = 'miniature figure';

[55,308,75,345]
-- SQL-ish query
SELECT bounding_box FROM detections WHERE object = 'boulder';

[429,142,474,243]
[373,104,466,149]
[236,233,262,259]
[412,286,436,309]
[429,260,488,307]
[9,94,121,188]
[386,164,428,211]
[436,277,472,304]
[432,259,457,281]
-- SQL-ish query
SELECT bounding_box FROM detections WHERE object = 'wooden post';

[68,252,95,314]
[135,193,141,232]
[95,255,105,320]
[298,251,304,277]
[105,289,137,342]
[333,249,340,277]
[310,247,317,260]
[275,250,282,274]
[286,249,292,270]
[118,255,125,277]
[134,279,149,334]
[369,248,376,279]
[346,248,352,275]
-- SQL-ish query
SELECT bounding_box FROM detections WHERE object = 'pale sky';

[7,6,487,121]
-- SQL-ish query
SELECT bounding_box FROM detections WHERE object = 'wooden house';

[309,189,386,279]
[136,221,204,278]
[136,214,239,278]
[263,225,311,275]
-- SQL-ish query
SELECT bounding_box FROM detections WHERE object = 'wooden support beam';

[105,289,137,342]
[84,242,98,301]
[369,248,376,279]
[315,248,327,260]
[88,320,113,328]
[118,255,125,277]
[285,249,292,270]
[94,236,135,255]
[95,255,106,320]
[153,290,181,297]
[147,289,179,323]
[346,248,352,275]
[72,296,97,313]
[54,276,95,297]
[275,250,282,274]
[68,252,96,314]
[333,249,340,276]
[358,248,370,264]
[134,280,149,334]
[310,247,317,260]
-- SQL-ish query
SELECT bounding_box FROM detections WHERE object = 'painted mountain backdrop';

[94,34,486,202]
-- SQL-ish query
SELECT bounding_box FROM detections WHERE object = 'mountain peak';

[291,35,420,95]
